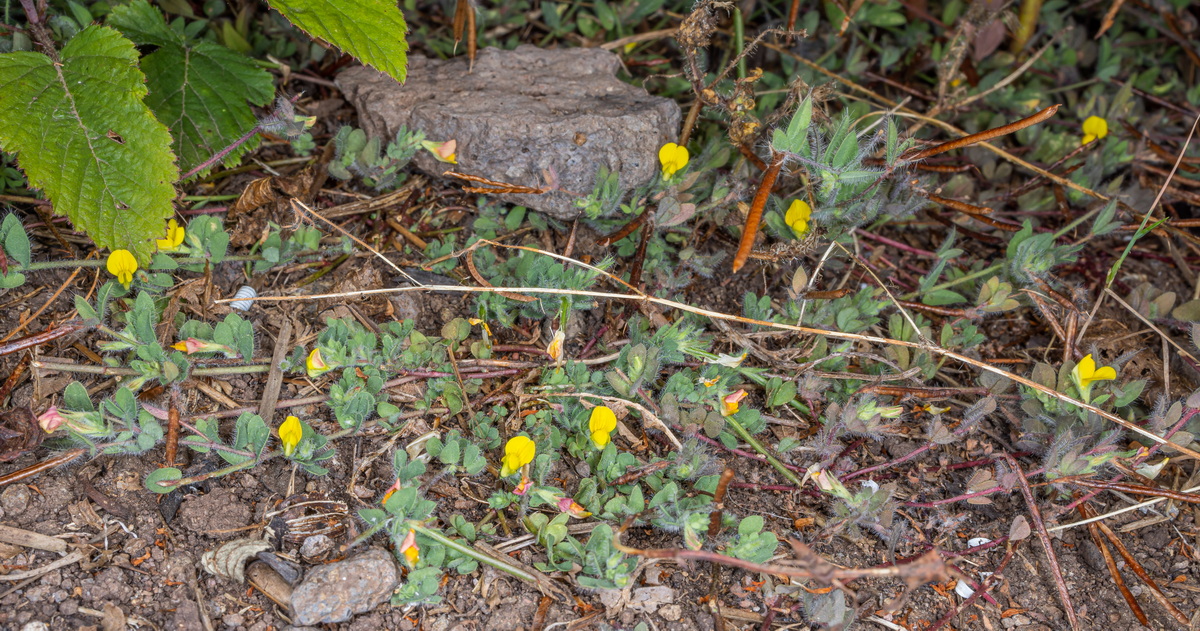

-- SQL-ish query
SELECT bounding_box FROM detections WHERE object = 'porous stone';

[337,45,682,220]
[290,548,397,625]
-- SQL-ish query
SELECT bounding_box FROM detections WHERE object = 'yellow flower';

[784,199,813,239]
[306,348,331,378]
[398,529,419,566]
[279,415,303,457]
[658,142,689,180]
[1071,354,1116,400]
[421,139,457,164]
[1082,116,1108,145]
[156,219,185,251]
[500,435,536,477]
[546,329,566,362]
[106,249,138,288]
[721,389,747,417]
[469,317,492,338]
[589,405,618,449]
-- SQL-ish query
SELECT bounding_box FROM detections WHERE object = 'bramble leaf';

[0,26,178,260]
[266,0,409,83]
[108,0,275,179]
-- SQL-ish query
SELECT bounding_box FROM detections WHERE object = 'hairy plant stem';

[33,360,270,377]
[13,254,263,273]
[411,524,538,583]
[722,414,803,486]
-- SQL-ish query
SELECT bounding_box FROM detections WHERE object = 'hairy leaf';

[0,26,178,260]
[109,0,275,178]
[267,0,408,83]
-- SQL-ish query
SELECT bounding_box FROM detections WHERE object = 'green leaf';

[0,26,178,260]
[266,0,409,84]
[144,467,183,493]
[64,381,93,412]
[108,0,274,179]
[1,214,30,267]
[0,273,25,289]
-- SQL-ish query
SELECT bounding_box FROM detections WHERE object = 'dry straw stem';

[219,238,1200,461]
[898,104,1061,163]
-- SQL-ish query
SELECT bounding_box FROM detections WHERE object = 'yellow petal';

[1082,116,1108,141]
[106,250,138,288]
[658,142,689,178]
[1090,365,1117,383]
[280,415,303,457]
[1076,354,1096,379]
[502,435,536,475]
[591,430,610,449]
[589,406,617,435]
[784,199,812,226]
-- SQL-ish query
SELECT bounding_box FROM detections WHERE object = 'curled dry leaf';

[200,538,274,583]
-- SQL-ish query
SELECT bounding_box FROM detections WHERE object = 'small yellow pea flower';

[546,329,566,362]
[156,219,185,251]
[279,415,303,457]
[398,529,419,566]
[1082,116,1108,145]
[1071,354,1116,401]
[500,435,536,477]
[556,496,592,518]
[421,139,457,164]
[589,405,618,449]
[784,199,813,239]
[306,348,331,378]
[106,249,137,288]
[658,142,689,180]
[721,389,747,417]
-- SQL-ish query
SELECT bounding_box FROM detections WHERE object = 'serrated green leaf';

[266,0,409,84]
[108,0,274,179]
[0,26,178,260]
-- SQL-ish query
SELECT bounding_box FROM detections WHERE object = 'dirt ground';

[1,217,1199,631]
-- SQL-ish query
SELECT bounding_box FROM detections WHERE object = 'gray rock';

[290,548,397,625]
[337,45,682,220]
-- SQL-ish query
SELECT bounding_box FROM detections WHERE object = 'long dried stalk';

[901,104,1061,163]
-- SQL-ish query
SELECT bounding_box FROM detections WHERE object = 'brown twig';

[1078,502,1148,626]
[0,449,87,487]
[707,468,735,538]
[1004,453,1079,631]
[1069,478,1200,504]
[925,543,1017,631]
[732,151,783,272]
[164,384,181,467]
[900,105,1061,163]
[1084,503,1190,625]
[598,211,648,247]
[444,171,549,195]
[0,320,90,357]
